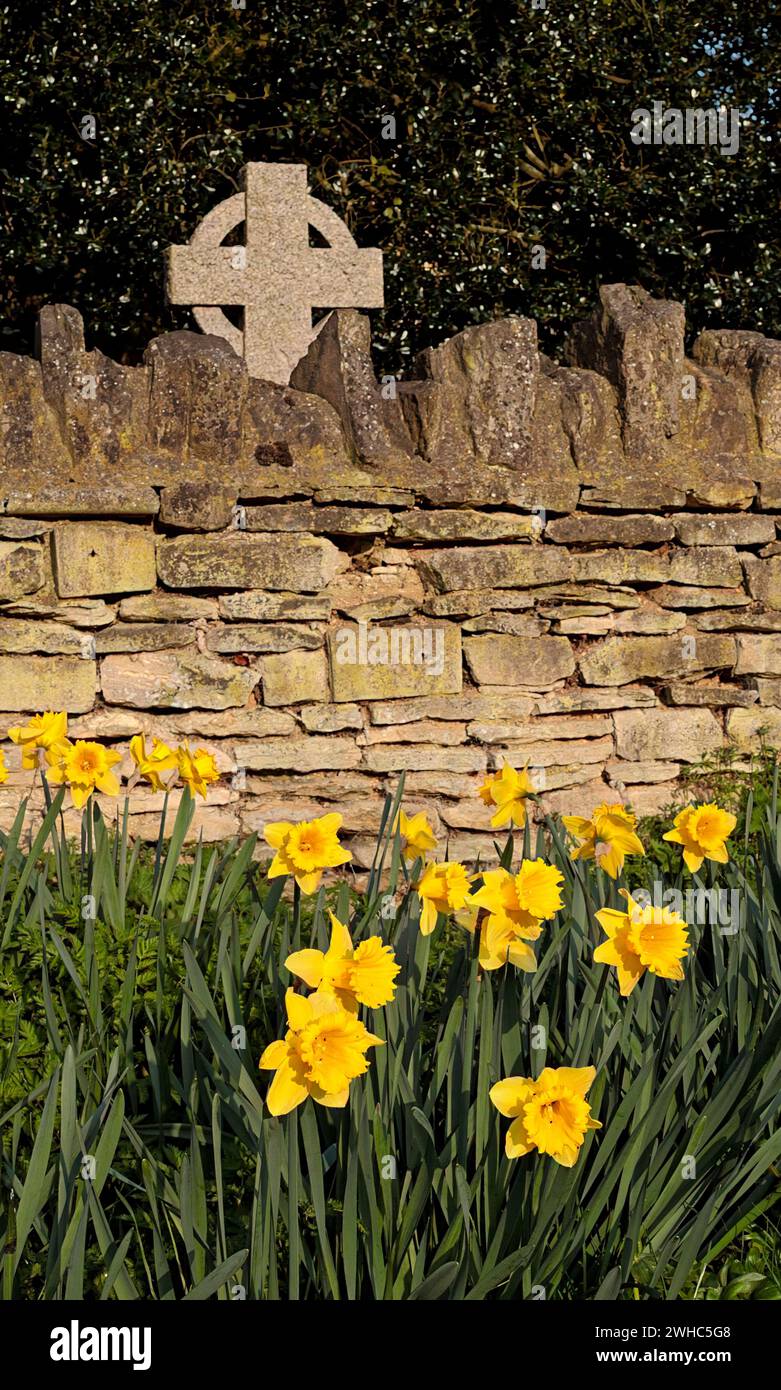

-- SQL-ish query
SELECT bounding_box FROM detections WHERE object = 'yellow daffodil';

[264,812,352,894]
[8,710,68,770]
[0,749,7,785]
[395,809,437,862]
[662,802,736,874]
[490,1066,601,1166]
[259,987,383,1116]
[176,742,219,800]
[129,733,178,792]
[594,889,689,997]
[45,739,121,810]
[478,762,534,829]
[562,802,645,879]
[285,911,400,1011]
[469,859,564,971]
[416,860,472,935]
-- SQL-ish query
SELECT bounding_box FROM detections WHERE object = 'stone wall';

[3,284,781,862]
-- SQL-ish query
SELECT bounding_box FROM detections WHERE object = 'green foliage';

[1,776,780,1300]
[1,1,779,368]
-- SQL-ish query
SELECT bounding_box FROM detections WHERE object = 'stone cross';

[165,162,384,385]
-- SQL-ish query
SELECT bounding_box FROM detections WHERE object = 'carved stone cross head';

[165,162,384,386]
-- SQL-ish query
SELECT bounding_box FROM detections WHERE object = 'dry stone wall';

[3,283,781,863]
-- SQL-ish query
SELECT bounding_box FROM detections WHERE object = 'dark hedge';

[1,0,779,371]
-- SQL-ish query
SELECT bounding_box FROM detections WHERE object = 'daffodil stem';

[292,880,301,951]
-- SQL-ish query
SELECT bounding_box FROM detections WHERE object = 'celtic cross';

[165,162,384,384]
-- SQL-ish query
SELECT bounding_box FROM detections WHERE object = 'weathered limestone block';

[572,547,742,588]
[300,703,363,733]
[545,513,674,546]
[127,804,241,844]
[467,713,612,743]
[462,613,547,636]
[621,783,678,816]
[0,519,49,539]
[367,692,535,724]
[677,357,754,462]
[52,523,156,597]
[734,634,781,676]
[157,533,344,592]
[684,476,756,508]
[487,736,613,768]
[579,633,736,685]
[290,310,414,472]
[3,484,159,517]
[363,720,466,745]
[94,623,194,653]
[242,502,392,535]
[395,323,579,510]
[313,485,414,506]
[403,316,538,468]
[236,373,357,491]
[666,547,743,587]
[550,362,624,471]
[422,589,535,618]
[693,328,781,453]
[246,770,380,800]
[419,545,574,592]
[400,771,484,799]
[726,705,781,751]
[101,650,258,709]
[0,351,71,479]
[579,477,687,510]
[2,597,116,627]
[612,606,685,634]
[325,563,425,618]
[134,708,297,739]
[329,622,462,702]
[613,707,723,761]
[572,549,668,584]
[206,624,322,654]
[362,744,487,773]
[753,677,781,703]
[664,681,757,707]
[234,736,362,771]
[760,479,781,509]
[0,621,94,656]
[463,634,575,687]
[159,482,237,531]
[259,649,329,706]
[145,330,246,466]
[564,283,685,459]
[37,304,149,471]
[606,759,680,785]
[743,556,781,610]
[554,616,614,636]
[535,774,612,816]
[119,592,219,621]
[0,542,46,599]
[0,655,96,712]
[534,685,657,712]
[533,583,639,609]
[344,597,419,623]
[676,513,775,546]
[218,591,331,622]
[697,608,781,631]
[650,585,750,610]
[393,509,537,542]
